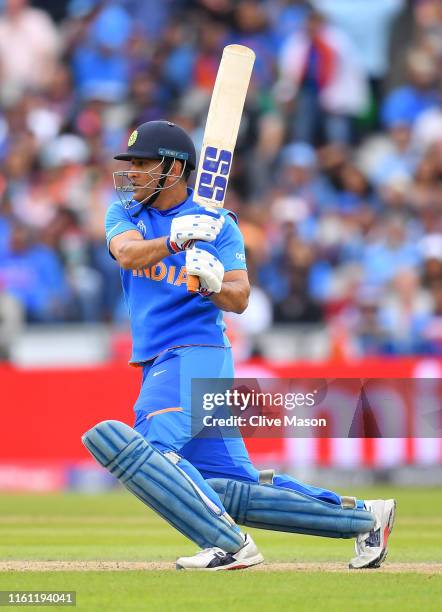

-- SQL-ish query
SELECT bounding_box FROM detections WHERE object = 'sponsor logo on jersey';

[235,252,246,261]
[137,220,147,236]
[132,263,187,286]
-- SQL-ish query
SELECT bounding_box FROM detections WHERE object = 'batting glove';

[167,206,224,254]
[185,241,224,295]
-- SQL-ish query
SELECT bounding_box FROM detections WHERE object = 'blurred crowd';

[1,0,442,358]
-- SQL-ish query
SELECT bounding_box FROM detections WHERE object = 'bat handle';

[187,274,200,293]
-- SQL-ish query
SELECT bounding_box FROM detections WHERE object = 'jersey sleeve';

[105,202,142,250]
[214,214,247,272]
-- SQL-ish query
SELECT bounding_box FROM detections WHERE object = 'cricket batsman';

[82,120,396,570]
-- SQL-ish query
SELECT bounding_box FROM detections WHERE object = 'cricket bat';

[187,44,256,293]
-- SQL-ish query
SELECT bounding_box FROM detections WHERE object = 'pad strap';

[259,469,275,485]
[341,496,357,509]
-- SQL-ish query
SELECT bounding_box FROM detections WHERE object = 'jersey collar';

[148,188,194,217]
[127,188,194,219]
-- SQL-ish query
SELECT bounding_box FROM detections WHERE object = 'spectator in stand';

[276,142,336,222]
[272,235,324,324]
[412,99,442,154]
[192,18,229,95]
[0,222,72,322]
[345,286,389,356]
[225,231,273,360]
[0,0,60,103]
[160,19,197,102]
[65,0,134,103]
[313,0,405,107]
[268,0,311,50]
[44,62,77,131]
[0,284,23,360]
[413,0,442,61]
[15,133,91,228]
[409,152,442,212]
[0,211,12,261]
[377,267,433,354]
[381,48,439,131]
[2,134,40,225]
[276,7,368,145]
[121,0,175,42]
[334,162,381,215]
[420,234,442,290]
[231,0,277,90]
[421,281,442,355]
[370,112,422,189]
[246,112,285,200]
[362,214,422,288]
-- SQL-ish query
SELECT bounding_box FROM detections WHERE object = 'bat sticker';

[197,147,232,202]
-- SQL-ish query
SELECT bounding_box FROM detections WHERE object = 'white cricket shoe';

[176,534,264,571]
[349,499,396,569]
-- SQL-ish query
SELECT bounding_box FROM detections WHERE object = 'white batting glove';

[168,207,224,253]
[186,243,224,294]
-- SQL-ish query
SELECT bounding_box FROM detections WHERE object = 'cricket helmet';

[113,120,196,210]
[114,120,196,169]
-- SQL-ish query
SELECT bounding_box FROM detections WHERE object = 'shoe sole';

[349,499,396,570]
[176,553,264,571]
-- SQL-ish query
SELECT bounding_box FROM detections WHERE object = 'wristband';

[166,236,180,254]
[166,236,196,254]
[199,288,214,297]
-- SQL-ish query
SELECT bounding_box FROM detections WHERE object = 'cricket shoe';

[349,499,396,569]
[176,534,264,571]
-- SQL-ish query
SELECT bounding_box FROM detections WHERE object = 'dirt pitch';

[0,561,440,574]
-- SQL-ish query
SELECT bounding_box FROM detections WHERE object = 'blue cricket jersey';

[105,189,247,363]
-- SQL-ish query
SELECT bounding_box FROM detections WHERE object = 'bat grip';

[187,274,200,293]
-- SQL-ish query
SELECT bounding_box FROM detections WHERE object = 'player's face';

[127,158,164,202]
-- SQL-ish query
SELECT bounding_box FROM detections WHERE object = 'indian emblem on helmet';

[128,130,138,147]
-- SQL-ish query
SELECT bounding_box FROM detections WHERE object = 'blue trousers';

[133,346,347,513]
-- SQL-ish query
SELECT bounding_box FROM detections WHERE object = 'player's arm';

[107,206,225,270]
[109,230,169,270]
[210,269,250,314]
[105,203,169,270]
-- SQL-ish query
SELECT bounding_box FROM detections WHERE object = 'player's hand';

[168,207,224,253]
[185,241,224,295]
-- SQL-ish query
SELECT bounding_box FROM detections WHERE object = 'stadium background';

[0,0,441,491]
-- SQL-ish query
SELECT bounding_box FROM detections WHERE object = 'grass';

[1,571,440,611]
[0,487,441,610]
